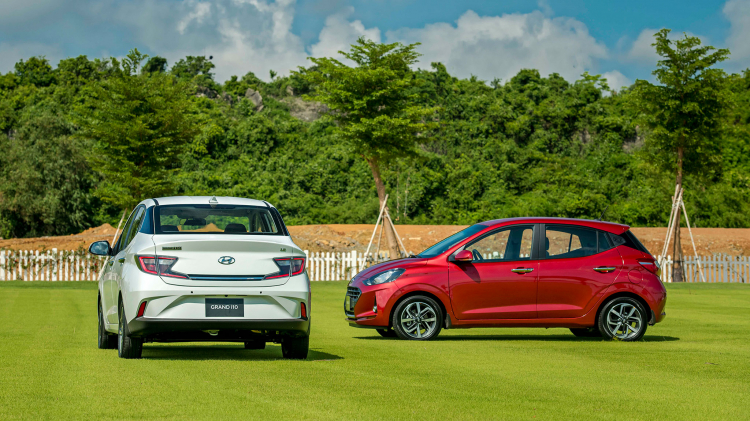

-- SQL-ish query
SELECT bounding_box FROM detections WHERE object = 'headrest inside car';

[224,223,247,233]
[161,225,179,232]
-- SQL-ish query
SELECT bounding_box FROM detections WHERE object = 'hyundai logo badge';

[218,256,235,265]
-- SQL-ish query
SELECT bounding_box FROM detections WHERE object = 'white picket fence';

[658,254,750,283]
[1,249,747,283]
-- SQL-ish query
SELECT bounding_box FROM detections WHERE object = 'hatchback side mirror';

[89,240,111,256]
[453,250,473,263]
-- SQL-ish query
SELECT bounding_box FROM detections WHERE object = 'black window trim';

[456,223,539,263]
[113,205,144,255]
[153,204,286,236]
[539,223,611,260]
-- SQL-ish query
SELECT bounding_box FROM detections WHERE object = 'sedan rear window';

[155,205,282,235]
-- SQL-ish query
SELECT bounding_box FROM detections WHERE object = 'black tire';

[118,300,143,359]
[98,299,117,349]
[376,328,397,338]
[244,340,266,350]
[569,327,602,338]
[281,336,309,359]
[597,297,648,342]
[391,295,443,341]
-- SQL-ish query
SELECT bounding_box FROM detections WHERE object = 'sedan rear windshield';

[155,205,282,235]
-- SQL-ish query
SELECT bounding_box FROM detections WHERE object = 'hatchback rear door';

[536,225,623,319]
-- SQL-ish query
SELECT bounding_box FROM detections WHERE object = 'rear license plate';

[205,298,244,317]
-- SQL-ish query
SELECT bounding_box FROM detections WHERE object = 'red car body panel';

[346,217,667,331]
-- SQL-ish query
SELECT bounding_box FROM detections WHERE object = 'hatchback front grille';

[344,286,361,317]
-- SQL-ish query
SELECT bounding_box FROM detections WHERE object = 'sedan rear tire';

[98,299,117,349]
[118,300,143,359]
[281,336,309,359]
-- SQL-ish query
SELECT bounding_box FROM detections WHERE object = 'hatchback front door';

[536,225,623,319]
[449,224,539,320]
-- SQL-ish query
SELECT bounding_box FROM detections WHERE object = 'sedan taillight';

[266,257,306,279]
[137,255,187,279]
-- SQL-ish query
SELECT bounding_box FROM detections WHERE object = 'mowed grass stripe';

[0,281,748,420]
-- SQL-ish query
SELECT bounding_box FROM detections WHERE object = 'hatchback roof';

[479,217,629,235]
[142,196,272,208]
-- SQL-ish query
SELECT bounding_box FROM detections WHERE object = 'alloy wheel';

[399,301,438,339]
[606,303,642,340]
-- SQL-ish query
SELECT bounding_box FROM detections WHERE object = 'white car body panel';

[97,197,310,341]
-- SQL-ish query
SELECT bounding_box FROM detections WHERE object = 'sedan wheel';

[391,296,443,341]
[598,297,648,342]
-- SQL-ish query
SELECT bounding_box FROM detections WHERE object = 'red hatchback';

[345,218,667,341]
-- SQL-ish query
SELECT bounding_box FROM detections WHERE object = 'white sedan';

[89,196,310,359]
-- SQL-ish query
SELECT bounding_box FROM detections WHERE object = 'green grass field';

[0,281,748,420]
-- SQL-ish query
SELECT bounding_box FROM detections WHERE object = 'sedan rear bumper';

[128,317,310,339]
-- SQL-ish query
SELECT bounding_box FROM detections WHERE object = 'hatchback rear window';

[155,205,282,235]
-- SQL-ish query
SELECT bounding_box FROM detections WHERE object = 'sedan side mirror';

[89,240,111,256]
[453,249,473,263]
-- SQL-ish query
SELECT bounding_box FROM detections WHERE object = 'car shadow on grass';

[355,334,679,342]
[141,344,343,361]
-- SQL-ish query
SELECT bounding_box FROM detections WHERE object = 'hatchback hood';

[151,234,300,287]
[353,257,428,282]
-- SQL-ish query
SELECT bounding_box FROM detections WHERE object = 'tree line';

[1,30,748,250]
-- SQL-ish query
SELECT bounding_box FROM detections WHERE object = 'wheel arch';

[389,290,450,329]
[596,291,652,326]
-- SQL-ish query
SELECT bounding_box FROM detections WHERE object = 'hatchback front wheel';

[391,295,443,341]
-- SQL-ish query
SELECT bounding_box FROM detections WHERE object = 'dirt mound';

[1,224,748,257]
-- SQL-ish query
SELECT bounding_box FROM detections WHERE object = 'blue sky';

[1,0,748,90]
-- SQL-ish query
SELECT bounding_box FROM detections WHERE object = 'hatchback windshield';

[418,224,487,258]
[155,205,281,235]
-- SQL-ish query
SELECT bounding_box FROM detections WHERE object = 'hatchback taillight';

[137,255,187,279]
[639,259,660,275]
[266,257,306,279]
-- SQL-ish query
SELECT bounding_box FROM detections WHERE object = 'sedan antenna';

[596,204,610,221]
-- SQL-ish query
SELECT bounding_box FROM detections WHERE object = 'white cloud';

[601,70,631,92]
[724,0,750,69]
[386,10,608,83]
[625,28,707,64]
[110,0,309,81]
[308,7,381,61]
[177,1,212,35]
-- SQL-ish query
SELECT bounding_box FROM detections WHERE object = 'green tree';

[142,56,168,74]
[634,29,730,281]
[75,49,199,211]
[15,57,55,87]
[296,38,436,257]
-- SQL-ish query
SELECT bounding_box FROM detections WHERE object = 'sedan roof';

[142,196,272,208]
[479,217,630,235]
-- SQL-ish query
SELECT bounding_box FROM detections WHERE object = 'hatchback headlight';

[362,268,405,286]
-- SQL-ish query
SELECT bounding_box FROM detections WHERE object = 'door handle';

[511,268,534,274]
[593,267,616,273]
[118,258,125,264]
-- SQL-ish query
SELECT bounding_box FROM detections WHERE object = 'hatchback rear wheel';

[598,297,648,341]
[391,295,442,341]
[281,336,309,359]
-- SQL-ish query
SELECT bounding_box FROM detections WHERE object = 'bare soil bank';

[2,224,748,257]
